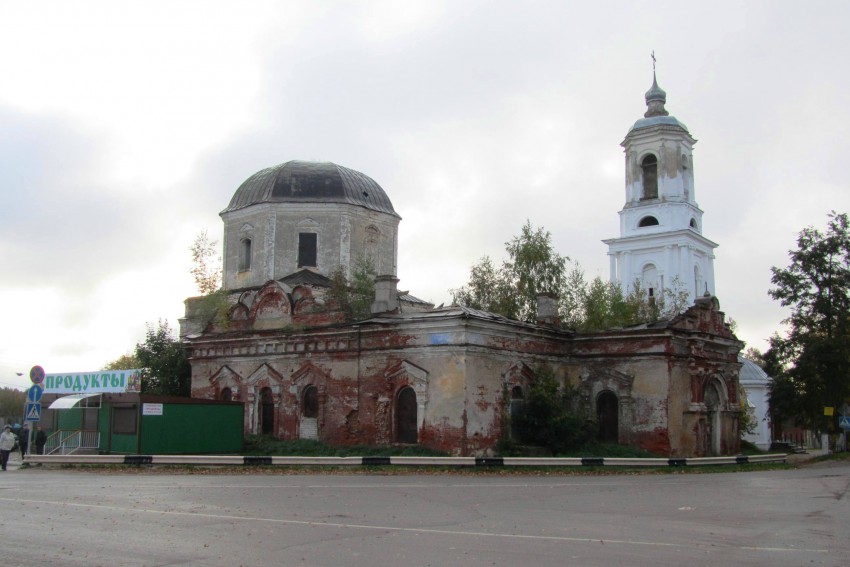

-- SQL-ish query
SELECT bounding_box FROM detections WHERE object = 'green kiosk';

[42,370,243,455]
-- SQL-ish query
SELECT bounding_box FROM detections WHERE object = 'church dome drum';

[220,160,401,291]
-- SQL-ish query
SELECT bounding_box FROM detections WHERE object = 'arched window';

[510,386,524,441]
[596,391,619,443]
[641,264,658,299]
[396,386,418,444]
[689,218,698,229]
[299,385,319,440]
[259,387,274,435]
[220,387,232,402]
[238,238,252,271]
[302,385,318,419]
[641,154,658,200]
[638,216,659,227]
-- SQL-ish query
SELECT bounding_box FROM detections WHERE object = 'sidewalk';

[2,452,27,471]
[785,451,821,464]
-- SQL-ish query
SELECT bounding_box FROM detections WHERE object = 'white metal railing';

[45,430,100,455]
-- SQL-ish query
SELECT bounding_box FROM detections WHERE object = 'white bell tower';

[603,67,717,303]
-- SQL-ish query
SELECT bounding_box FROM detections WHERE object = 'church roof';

[280,269,333,287]
[222,160,399,217]
[738,356,771,386]
[628,72,690,134]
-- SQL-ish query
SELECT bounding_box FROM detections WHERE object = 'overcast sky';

[2,1,848,391]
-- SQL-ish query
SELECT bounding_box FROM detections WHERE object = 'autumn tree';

[103,353,140,370]
[190,229,222,295]
[767,211,850,432]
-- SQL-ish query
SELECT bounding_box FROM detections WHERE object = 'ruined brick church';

[180,74,742,457]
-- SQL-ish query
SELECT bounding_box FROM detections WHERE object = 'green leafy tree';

[503,221,569,321]
[135,320,191,397]
[450,255,518,317]
[451,222,693,330]
[452,220,567,322]
[767,211,850,432]
[328,257,377,321]
[579,277,639,332]
[0,387,26,422]
[560,263,588,329]
[190,229,222,295]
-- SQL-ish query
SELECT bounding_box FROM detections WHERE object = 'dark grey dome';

[222,160,399,217]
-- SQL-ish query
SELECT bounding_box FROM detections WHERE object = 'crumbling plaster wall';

[186,300,742,457]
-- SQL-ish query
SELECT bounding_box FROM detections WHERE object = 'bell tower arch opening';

[641,154,658,200]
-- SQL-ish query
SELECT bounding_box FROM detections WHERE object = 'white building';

[738,356,773,450]
[604,73,717,302]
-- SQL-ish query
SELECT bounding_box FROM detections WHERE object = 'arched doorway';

[300,385,319,440]
[396,386,418,444]
[220,387,232,402]
[510,386,524,441]
[259,387,275,435]
[704,382,721,456]
[597,391,619,443]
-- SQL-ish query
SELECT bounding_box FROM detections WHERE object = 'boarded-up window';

[113,406,137,435]
[510,386,524,441]
[260,387,274,434]
[298,233,317,268]
[303,385,318,418]
[597,391,618,443]
[396,387,417,444]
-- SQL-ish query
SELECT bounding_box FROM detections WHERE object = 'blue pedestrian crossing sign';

[839,415,850,430]
[25,402,41,422]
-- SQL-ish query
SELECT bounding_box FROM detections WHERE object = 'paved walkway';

[1,451,27,471]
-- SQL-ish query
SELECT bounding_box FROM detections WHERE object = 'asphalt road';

[0,459,846,566]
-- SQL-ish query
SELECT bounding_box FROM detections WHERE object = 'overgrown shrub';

[512,366,595,454]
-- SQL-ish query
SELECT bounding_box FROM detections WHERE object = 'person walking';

[35,426,47,455]
[0,425,16,471]
[19,424,30,458]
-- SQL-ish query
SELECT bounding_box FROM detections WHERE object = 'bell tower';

[603,64,717,303]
